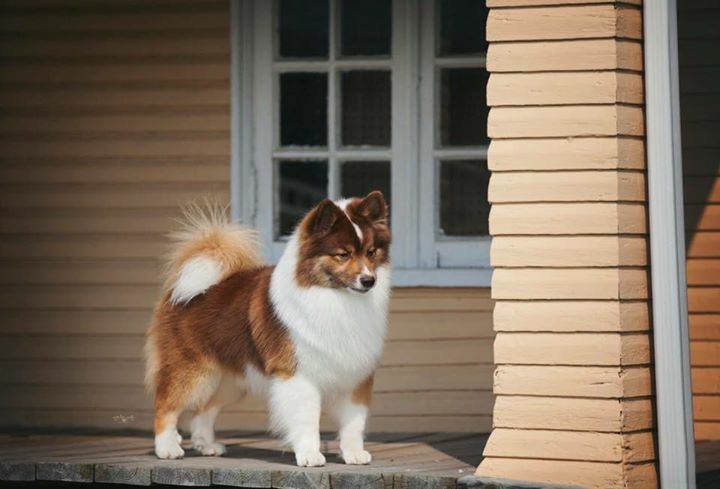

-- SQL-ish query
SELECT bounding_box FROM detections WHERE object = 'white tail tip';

[169,256,224,305]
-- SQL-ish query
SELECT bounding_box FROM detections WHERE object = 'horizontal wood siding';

[477,1,656,488]
[678,2,720,441]
[0,287,493,434]
[0,0,231,433]
[0,0,493,434]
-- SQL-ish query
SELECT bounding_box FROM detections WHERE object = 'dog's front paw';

[342,449,372,465]
[295,450,326,467]
[155,431,185,460]
[193,440,227,456]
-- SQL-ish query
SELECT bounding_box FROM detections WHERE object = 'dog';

[145,191,391,467]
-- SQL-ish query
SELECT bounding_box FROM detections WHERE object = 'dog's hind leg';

[191,375,243,456]
[154,400,185,460]
[154,366,220,459]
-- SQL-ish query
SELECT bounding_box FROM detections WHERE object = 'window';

[232,0,490,286]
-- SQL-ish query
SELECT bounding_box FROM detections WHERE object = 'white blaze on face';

[334,198,363,242]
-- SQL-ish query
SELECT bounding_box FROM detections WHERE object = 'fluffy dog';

[145,191,391,466]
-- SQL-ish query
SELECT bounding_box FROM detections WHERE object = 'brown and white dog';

[145,191,391,467]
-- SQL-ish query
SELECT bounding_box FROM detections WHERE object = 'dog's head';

[295,191,390,292]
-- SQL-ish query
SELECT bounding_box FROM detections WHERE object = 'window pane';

[278,160,328,237]
[340,0,392,57]
[439,0,487,56]
[440,68,488,147]
[439,160,489,236]
[341,161,391,206]
[341,71,391,147]
[279,0,329,58]
[280,73,327,146]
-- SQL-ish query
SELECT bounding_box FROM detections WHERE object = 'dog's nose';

[360,275,376,289]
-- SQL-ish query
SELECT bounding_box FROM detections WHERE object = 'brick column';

[476,1,657,488]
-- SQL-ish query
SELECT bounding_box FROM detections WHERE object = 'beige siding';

[0,0,493,434]
[678,2,720,441]
[0,287,493,433]
[0,0,231,432]
[477,1,656,488]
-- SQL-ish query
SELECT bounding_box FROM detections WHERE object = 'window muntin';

[241,0,491,284]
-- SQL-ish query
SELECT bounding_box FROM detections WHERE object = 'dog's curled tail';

[163,201,262,305]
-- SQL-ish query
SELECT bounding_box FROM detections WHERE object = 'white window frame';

[231,0,491,287]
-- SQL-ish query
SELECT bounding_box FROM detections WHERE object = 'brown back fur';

[146,267,296,398]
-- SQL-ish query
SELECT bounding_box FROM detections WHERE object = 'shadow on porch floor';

[0,431,486,488]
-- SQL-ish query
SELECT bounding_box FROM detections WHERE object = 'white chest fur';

[269,237,390,393]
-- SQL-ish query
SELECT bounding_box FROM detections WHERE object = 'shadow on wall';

[677,2,720,446]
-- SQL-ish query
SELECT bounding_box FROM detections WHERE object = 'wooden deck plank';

[94,459,154,486]
[0,432,484,488]
[0,462,35,482]
[37,461,94,483]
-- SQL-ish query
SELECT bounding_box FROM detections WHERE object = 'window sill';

[391,268,491,287]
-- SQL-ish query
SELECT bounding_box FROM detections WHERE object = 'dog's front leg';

[269,374,325,467]
[331,376,373,465]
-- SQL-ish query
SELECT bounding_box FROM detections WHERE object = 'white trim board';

[390,268,491,288]
[644,1,696,488]
[231,0,257,226]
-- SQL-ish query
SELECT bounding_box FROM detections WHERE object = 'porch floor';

[0,433,717,488]
[0,431,485,488]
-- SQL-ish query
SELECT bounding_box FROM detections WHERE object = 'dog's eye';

[335,251,351,261]
[367,248,376,257]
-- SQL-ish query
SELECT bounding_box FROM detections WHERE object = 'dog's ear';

[308,199,342,234]
[356,191,388,224]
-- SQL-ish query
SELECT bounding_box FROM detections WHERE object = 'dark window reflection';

[340,0,392,56]
[439,0,487,55]
[280,73,327,146]
[440,68,488,147]
[341,70,391,146]
[279,0,329,58]
[341,161,391,207]
[440,159,489,236]
[278,160,328,236]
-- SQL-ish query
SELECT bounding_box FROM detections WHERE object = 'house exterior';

[0,1,716,488]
